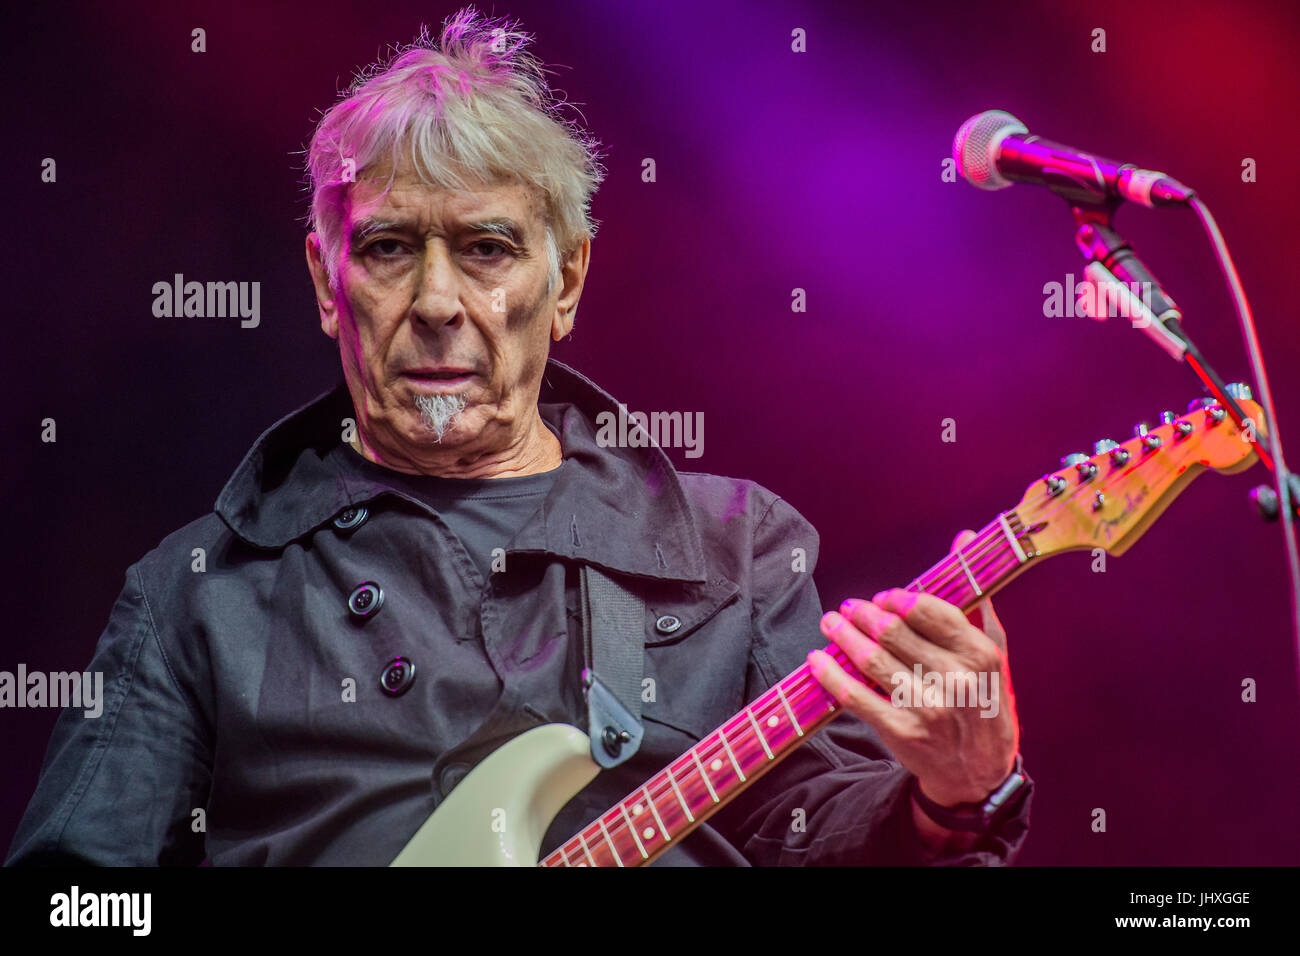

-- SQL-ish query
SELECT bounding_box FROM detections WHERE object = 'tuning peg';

[1187,385,1250,411]
[1132,423,1161,450]
[1156,410,1194,439]
[1061,453,1097,481]
[1092,438,1130,466]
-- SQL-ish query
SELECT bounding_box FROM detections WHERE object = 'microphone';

[952,110,1195,209]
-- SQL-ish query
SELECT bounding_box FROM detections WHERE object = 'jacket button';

[655,614,682,634]
[347,582,384,618]
[379,656,415,696]
[440,763,470,792]
[333,505,368,531]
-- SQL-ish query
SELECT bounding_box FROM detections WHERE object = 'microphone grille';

[953,110,1028,190]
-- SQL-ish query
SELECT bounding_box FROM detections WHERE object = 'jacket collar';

[214,359,708,583]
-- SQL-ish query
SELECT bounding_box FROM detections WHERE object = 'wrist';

[910,754,1028,834]
[915,779,990,808]
[916,752,1018,808]
[910,794,981,858]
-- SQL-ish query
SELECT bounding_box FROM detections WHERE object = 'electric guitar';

[390,394,1265,866]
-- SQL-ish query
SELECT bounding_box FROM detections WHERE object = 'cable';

[1186,197,1300,686]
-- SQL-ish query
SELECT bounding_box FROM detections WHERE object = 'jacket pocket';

[636,575,748,743]
[641,574,741,647]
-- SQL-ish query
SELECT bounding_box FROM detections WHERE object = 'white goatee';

[414,392,468,442]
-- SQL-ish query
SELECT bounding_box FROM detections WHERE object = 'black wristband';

[910,754,1028,833]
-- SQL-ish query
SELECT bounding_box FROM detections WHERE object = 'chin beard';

[414,392,468,442]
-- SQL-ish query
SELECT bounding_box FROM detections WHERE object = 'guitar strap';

[579,564,646,769]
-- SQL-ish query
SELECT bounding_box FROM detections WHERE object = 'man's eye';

[469,240,510,257]
[365,239,406,257]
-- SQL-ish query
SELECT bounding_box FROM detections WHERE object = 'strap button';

[602,726,633,756]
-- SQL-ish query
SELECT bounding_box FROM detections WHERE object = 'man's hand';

[807,530,1019,812]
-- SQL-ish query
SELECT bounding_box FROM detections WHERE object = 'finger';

[807,648,905,733]
[870,588,972,654]
[819,610,913,692]
[950,529,989,625]
[947,529,1009,647]
[969,596,1008,653]
[838,598,961,672]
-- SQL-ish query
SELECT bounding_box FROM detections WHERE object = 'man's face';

[306,154,586,472]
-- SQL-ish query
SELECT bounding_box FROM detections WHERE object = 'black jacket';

[6,359,1032,865]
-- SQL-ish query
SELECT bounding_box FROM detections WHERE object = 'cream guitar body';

[391,723,599,866]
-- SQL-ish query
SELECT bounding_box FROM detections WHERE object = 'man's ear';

[306,233,340,339]
[551,236,590,341]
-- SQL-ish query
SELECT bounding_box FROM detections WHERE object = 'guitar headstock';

[1014,396,1264,558]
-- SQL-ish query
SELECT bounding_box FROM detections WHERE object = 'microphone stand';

[1064,195,1300,691]
[1067,201,1299,522]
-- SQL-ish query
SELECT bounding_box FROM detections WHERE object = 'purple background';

[5,0,1299,864]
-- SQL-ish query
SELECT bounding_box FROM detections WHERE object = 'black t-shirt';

[331,440,561,584]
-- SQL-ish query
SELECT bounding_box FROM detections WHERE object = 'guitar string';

[548,430,1231,864]
[562,597,1039,866]
[548,668,893,866]
[552,628,990,866]
[557,635,1011,866]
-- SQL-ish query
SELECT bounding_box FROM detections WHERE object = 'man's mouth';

[401,368,478,389]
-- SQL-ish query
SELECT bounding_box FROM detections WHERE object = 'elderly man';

[6,8,1030,866]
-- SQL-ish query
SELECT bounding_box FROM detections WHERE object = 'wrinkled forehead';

[345,153,549,235]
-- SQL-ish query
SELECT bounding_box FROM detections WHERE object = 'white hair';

[303,6,604,295]
[415,392,468,441]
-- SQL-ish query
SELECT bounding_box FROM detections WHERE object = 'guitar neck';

[539,510,1039,867]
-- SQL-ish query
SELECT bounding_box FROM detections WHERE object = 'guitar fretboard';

[539,511,1034,866]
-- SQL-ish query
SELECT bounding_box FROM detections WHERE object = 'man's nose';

[410,242,464,330]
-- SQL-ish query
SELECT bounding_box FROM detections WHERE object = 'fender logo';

[1093,483,1150,542]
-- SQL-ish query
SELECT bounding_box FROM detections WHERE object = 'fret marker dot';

[632,804,643,815]
[710,758,723,771]
[642,827,655,840]
[767,715,779,727]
